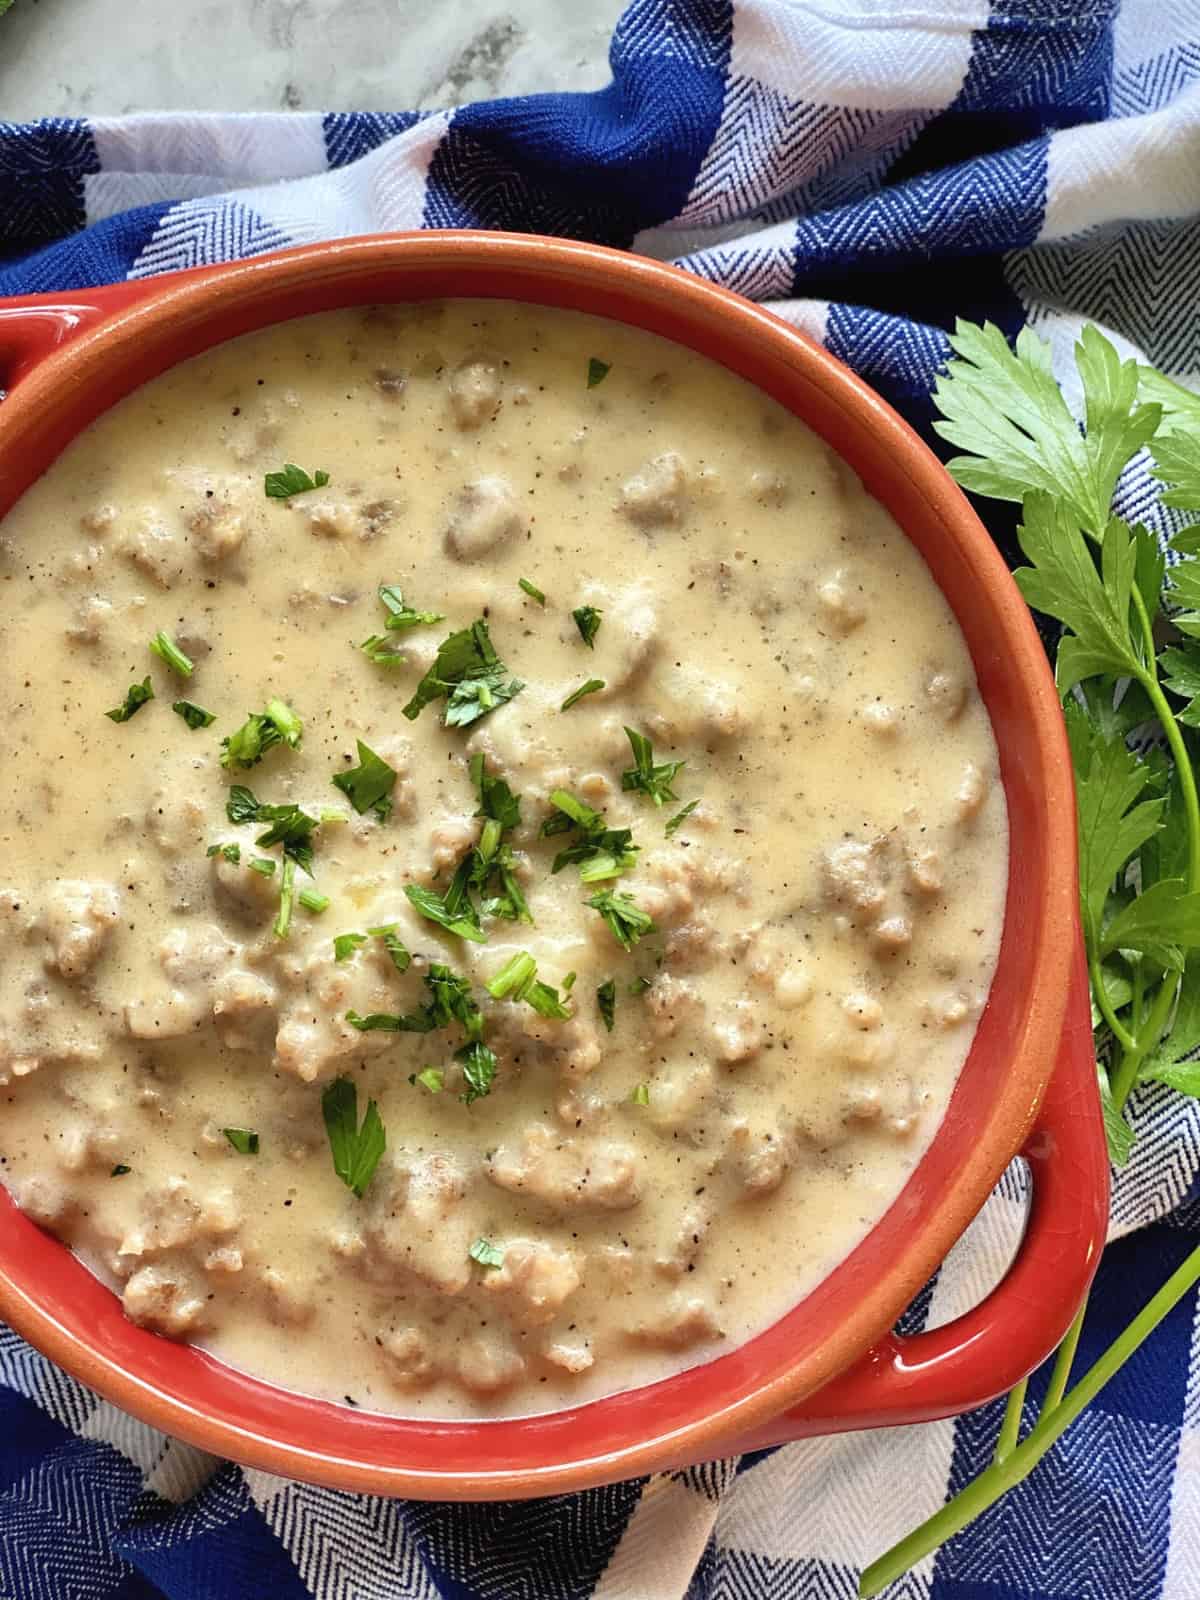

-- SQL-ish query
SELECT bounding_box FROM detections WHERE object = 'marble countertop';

[0,0,622,119]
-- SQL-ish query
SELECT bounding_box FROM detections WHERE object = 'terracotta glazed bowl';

[0,233,1109,1499]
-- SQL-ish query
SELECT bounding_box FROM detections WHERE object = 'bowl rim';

[0,231,1078,1496]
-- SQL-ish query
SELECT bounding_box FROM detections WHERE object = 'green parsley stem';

[1041,1302,1085,1415]
[991,1375,1027,1467]
[1088,950,1136,1054]
[859,1240,1200,1597]
[1111,964,1178,1106]
[1130,589,1200,896]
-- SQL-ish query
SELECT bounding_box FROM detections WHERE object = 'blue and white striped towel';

[3,2,1200,1595]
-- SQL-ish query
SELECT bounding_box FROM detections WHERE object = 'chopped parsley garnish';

[411,1067,444,1094]
[486,951,572,1019]
[332,739,396,821]
[106,677,154,723]
[586,889,657,951]
[149,630,194,678]
[222,1128,259,1155]
[359,634,408,669]
[206,842,242,864]
[572,605,602,648]
[220,699,303,769]
[597,979,616,1032]
[543,788,638,880]
[273,857,297,939]
[226,785,263,825]
[248,856,276,876]
[561,678,605,711]
[665,799,700,837]
[519,578,546,605]
[265,463,330,499]
[368,923,411,972]
[405,873,486,943]
[631,1082,650,1106]
[321,1077,386,1198]
[458,1039,498,1104]
[110,1164,131,1177]
[629,975,652,996]
[621,726,685,807]
[254,803,319,872]
[345,1010,425,1032]
[586,358,611,389]
[378,584,445,632]
[469,1237,505,1269]
[334,932,367,961]
[402,619,524,728]
[471,752,522,833]
[347,963,483,1040]
[173,699,216,730]
[299,888,330,914]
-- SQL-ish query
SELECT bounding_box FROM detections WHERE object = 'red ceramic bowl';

[0,233,1109,1498]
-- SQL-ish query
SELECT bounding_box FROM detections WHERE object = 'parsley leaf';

[254,803,319,871]
[597,978,616,1032]
[486,951,572,1019]
[411,1067,445,1094]
[332,739,396,821]
[586,889,657,951]
[1150,429,1200,510]
[621,726,685,807]
[665,799,699,837]
[1142,963,1200,1095]
[346,964,484,1040]
[586,358,610,389]
[630,1082,650,1106]
[544,788,638,879]
[402,619,523,728]
[222,1127,259,1155]
[334,932,367,961]
[265,463,330,499]
[562,678,605,711]
[457,1039,498,1104]
[226,785,263,825]
[321,1077,386,1198]
[1013,497,1144,692]
[206,842,242,864]
[519,578,546,605]
[173,699,215,730]
[469,1237,505,1268]
[220,699,303,769]
[1100,878,1200,971]
[111,1164,131,1177]
[368,923,411,972]
[149,630,194,678]
[932,321,1160,538]
[378,584,445,632]
[248,856,276,876]
[405,880,486,943]
[106,677,154,723]
[359,634,408,669]
[572,605,602,648]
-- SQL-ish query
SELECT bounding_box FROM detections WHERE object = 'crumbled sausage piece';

[543,1336,594,1374]
[482,1239,582,1326]
[487,1125,642,1212]
[12,1174,79,1232]
[145,782,209,857]
[118,1177,241,1262]
[119,518,184,587]
[730,1124,797,1195]
[443,476,522,561]
[364,1152,475,1295]
[647,1059,714,1133]
[576,584,658,695]
[379,1326,437,1388]
[429,814,480,872]
[448,358,502,428]
[955,762,987,822]
[872,915,913,953]
[373,366,407,399]
[663,920,720,971]
[815,569,866,634]
[300,499,358,540]
[710,1000,764,1065]
[186,496,247,562]
[842,991,883,1030]
[619,451,688,527]
[821,838,889,915]
[655,1199,711,1278]
[906,846,943,896]
[774,966,813,1009]
[43,880,121,979]
[122,1262,208,1337]
[66,594,114,644]
[926,670,968,721]
[204,1246,245,1275]
[125,991,207,1040]
[644,975,702,1039]
[212,970,277,1052]
[454,1330,526,1395]
[860,701,898,738]
[628,1292,722,1350]
[262,1267,315,1327]
[650,665,748,743]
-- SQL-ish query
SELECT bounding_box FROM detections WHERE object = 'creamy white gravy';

[0,301,1007,1417]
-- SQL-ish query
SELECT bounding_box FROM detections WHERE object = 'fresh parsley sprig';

[402,619,524,728]
[321,1077,385,1198]
[862,321,1200,1595]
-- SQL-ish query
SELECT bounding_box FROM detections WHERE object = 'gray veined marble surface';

[0,0,624,120]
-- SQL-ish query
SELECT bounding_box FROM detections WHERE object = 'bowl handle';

[734,934,1109,1450]
[0,282,156,394]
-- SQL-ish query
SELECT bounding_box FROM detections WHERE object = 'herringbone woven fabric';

[3,2,1200,1595]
